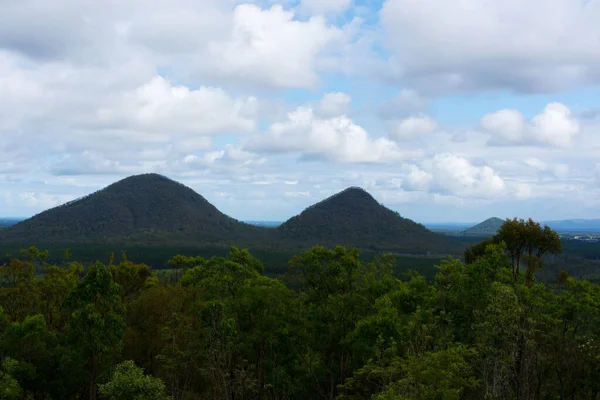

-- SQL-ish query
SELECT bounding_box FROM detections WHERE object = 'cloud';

[405,154,506,199]
[0,1,351,90]
[379,89,429,119]
[47,151,151,176]
[579,107,600,120]
[247,103,419,163]
[17,191,76,209]
[201,4,348,89]
[388,115,437,140]
[94,76,259,135]
[523,158,570,180]
[482,103,580,147]
[315,92,352,118]
[379,0,600,93]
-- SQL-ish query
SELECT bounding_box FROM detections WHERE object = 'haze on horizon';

[1,0,599,223]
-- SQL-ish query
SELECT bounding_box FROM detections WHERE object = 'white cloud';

[523,157,571,180]
[202,4,347,89]
[388,115,437,140]
[94,76,258,135]
[18,191,76,209]
[406,154,506,199]
[315,92,352,118]
[482,103,580,147]
[531,103,581,147]
[481,109,525,142]
[0,1,351,90]
[175,146,267,178]
[379,0,600,93]
[405,165,432,190]
[247,104,419,163]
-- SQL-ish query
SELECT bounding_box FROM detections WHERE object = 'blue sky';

[0,0,599,223]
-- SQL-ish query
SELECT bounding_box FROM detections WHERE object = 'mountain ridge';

[463,217,505,236]
[1,174,463,255]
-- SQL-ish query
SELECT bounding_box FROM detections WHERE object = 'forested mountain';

[463,217,505,236]
[0,175,464,256]
[276,187,463,255]
[0,174,265,245]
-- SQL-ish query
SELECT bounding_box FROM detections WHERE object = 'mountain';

[275,187,463,255]
[463,217,505,236]
[0,174,265,245]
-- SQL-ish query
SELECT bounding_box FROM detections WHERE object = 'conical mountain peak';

[1,173,263,244]
[277,187,462,254]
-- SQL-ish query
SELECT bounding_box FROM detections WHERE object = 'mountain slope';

[1,174,266,245]
[463,217,505,236]
[276,187,463,255]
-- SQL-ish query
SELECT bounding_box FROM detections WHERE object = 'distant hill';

[463,217,505,236]
[275,187,463,255]
[0,174,265,245]
[542,219,600,233]
[245,220,282,227]
[0,218,23,228]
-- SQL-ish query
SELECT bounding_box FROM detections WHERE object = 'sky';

[1,0,600,223]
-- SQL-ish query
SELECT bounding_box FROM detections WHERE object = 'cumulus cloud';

[405,154,506,199]
[315,92,352,118]
[0,1,351,90]
[379,0,600,93]
[247,104,419,163]
[388,115,437,140]
[482,103,580,147]
[202,5,347,89]
[94,76,258,135]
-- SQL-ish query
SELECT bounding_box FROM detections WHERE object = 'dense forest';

[0,174,463,256]
[1,219,599,399]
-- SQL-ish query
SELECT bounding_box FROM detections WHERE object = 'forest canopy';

[0,221,599,399]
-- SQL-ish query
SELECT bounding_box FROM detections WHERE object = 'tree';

[98,360,171,400]
[108,258,153,299]
[1,314,58,397]
[66,262,124,400]
[469,218,562,284]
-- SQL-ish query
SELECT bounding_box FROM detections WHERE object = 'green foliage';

[66,262,124,400]
[0,359,23,400]
[0,221,598,399]
[98,360,170,400]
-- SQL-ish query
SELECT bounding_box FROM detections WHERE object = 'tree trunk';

[89,352,96,400]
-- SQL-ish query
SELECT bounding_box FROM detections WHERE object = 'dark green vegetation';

[463,217,504,236]
[2,219,600,399]
[0,174,463,256]
[0,244,446,282]
[0,174,266,246]
[276,187,461,255]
